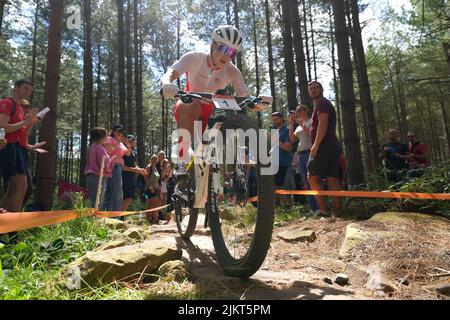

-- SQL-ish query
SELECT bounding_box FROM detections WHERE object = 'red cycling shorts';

[173,99,214,133]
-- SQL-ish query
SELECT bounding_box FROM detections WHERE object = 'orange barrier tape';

[2,189,448,234]
[0,205,170,234]
[275,189,450,200]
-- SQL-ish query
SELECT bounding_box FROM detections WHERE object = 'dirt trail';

[145,215,373,300]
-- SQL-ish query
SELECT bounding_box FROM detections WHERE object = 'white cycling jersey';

[170,51,250,96]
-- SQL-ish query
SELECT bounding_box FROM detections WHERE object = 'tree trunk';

[226,0,232,24]
[288,0,312,108]
[280,0,297,110]
[394,57,408,140]
[332,0,364,185]
[425,93,440,163]
[78,0,93,187]
[329,1,342,141]
[308,0,317,80]
[300,0,311,81]
[64,135,70,180]
[437,82,450,156]
[84,0,94,130]
[0,0,6,38]
[117,0,126,126]
[79,91,88,186]
[30,0,40,105]
[345,0,374,173]
[94,41,101,127]
[264,0,277,112]
[134,0,144,166]
[125,0,134,132]
[28,0,40,173]
[69,132,74,182]
[386,63,403,137]
[108,48,114,129]
[348,0,380,168]
[233,0,243,71]
[251,1,261,126]
[36,0,64,210]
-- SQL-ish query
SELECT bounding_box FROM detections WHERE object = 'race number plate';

[212,95,241,111]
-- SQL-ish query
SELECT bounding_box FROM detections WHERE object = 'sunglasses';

[407,135,416,138]
[217,44,239,60]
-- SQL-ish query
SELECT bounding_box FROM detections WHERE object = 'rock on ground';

[279,229,317,243]
[338,212,450,260]
[158,260,191,282]
[98,218,128,231]
[334,273,349,286]
[63,242,182,289]
[94,239,131,251]
[365,266,398,296]
[123,227,144,241]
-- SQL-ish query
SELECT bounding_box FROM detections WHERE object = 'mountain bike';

[171,90,275,278]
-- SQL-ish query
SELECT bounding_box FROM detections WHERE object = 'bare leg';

[3,174,28,212]
[151,197,161,223]
[308,175,327,213]
[326,177,342,218]
[176,100,202,144]
[122,198,133,211]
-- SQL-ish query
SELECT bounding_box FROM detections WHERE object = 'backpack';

[1,96,17,118]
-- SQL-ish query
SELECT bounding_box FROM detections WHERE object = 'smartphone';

[36,107,50,119]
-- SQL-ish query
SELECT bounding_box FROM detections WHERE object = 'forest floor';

[1,205,449,300]
[139,209,450,300]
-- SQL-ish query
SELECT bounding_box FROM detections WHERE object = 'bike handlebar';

[174,91,266,109]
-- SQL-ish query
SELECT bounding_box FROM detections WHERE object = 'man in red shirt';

[406,132,428,169]
[0,80,38,214]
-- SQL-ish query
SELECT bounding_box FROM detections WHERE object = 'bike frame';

[177,91,268,210]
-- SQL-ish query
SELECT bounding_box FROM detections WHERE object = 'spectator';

[307,81,342,222]
[291,151,307,204]
[160,158,170,212]
[0,80,37,215]
[406,132,428,174]
[271,112,293,206]
[156,150,166,177]
[102,124,131,212]
[289,105,319,212]
[244,147,257,199]
[84,127,116,208]
[121,134,146,211]
[166,161,176,212]
[144,155,162,224]
[0,130,6,214]
[378,129,408,182]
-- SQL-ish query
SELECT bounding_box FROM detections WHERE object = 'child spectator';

[144,155,162,224]
[84,127,116,208]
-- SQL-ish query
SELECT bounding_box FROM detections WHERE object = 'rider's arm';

[230,66,251,97]
[161,52,198,85]
[161,69,181,85]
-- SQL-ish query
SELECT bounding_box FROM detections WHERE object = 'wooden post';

[95,156,105,210]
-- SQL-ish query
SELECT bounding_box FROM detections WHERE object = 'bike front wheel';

[207,114,275,278]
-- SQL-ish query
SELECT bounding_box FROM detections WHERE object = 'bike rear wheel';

[174,168,199,239]
[207,114,275,278]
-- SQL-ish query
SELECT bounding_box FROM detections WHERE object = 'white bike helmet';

[211,25,243,52]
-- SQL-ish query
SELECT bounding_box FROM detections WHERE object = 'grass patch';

[0,193,114,300]
[274,205,308,226]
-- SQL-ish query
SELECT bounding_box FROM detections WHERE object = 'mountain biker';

[160,25,272,175]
